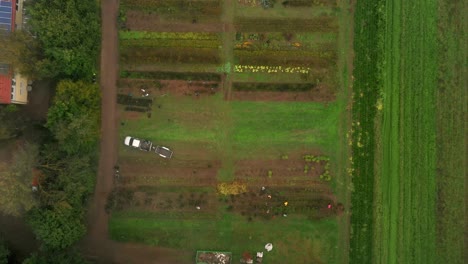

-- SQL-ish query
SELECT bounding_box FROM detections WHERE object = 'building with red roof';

[0,0,28,104]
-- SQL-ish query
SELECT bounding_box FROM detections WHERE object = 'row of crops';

[349,0,384,263]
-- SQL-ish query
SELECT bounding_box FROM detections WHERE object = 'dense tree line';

[0,0,101,262]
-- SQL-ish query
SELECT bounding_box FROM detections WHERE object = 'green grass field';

[351,0,465,263]
[119,94,340,158]
[376,0,438,263]
[110,211,338,263]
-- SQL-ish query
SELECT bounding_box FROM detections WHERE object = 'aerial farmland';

[0,0,463,263]
[108,0,353,263]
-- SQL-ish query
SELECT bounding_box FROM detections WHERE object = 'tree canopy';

[0,143,38,216]
[27,206,86,250]
[26,0,100,80]
[46,80,101,155]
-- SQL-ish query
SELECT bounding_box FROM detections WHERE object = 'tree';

[0,143,38,216]
[46,80,100,155]
[27,206,86,250]
[0,105,26,140]
[0,31,42,79]
[26,0,100,80]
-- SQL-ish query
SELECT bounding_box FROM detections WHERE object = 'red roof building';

[0,0,16,104]
[0,73,12,103]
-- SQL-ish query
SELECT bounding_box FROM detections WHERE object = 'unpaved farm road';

[80,0,191,263]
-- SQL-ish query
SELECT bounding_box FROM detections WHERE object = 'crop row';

[121,39,221,49]
[232,82,314,92]
[234,17,338,32]
[121,0,222,14]
[234,65,312,74]
[120,47,221,65]
[349,0,384,263]
[119,31,220,41]
[234,49,335,67]
[120,71,222,82]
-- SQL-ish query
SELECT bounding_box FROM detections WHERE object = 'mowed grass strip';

[230,101,340,154]
[109,211,338,263]
[377,0,437,263]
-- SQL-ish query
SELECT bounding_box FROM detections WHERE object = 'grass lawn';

[119,94,340,158]
[110,210,338,263]
[376,0,438,263]
[349,0,466,263]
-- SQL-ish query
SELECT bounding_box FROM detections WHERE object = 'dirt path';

[81,1,191,263]
[82,0,119,256]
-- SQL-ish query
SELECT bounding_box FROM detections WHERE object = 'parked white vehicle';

[124,136,152,151]
[124,136,173,158]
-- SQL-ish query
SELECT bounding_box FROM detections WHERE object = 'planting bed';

[118,79,220,99]
[121,0,222,23]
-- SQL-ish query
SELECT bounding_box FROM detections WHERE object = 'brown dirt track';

[81,0,191,263]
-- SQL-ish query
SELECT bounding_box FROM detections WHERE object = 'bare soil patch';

[116,157,220,187]
[125,10,224,32]
[107,187,219,215]
[118,79,221,98]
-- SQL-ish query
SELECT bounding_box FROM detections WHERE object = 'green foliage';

[22,249,89,264]
[0,105,27,140]
[27,206,86,250]
[23,80,99,253]
[0,240,9,264]
[303,155,331,181]
[349,0,384,262]
[46,80,101,155]
[120,71,221,81]
[110,212,338,263]
[0,143,38,216]
[0,31,41,78]
[27,0,100,80]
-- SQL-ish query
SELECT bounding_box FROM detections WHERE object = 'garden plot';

[110,0,353,262]
[221,187,340,221]
[231,31,338,101]
[107,186,220,215]
[121,0,222,24]
[120,32,222,66]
